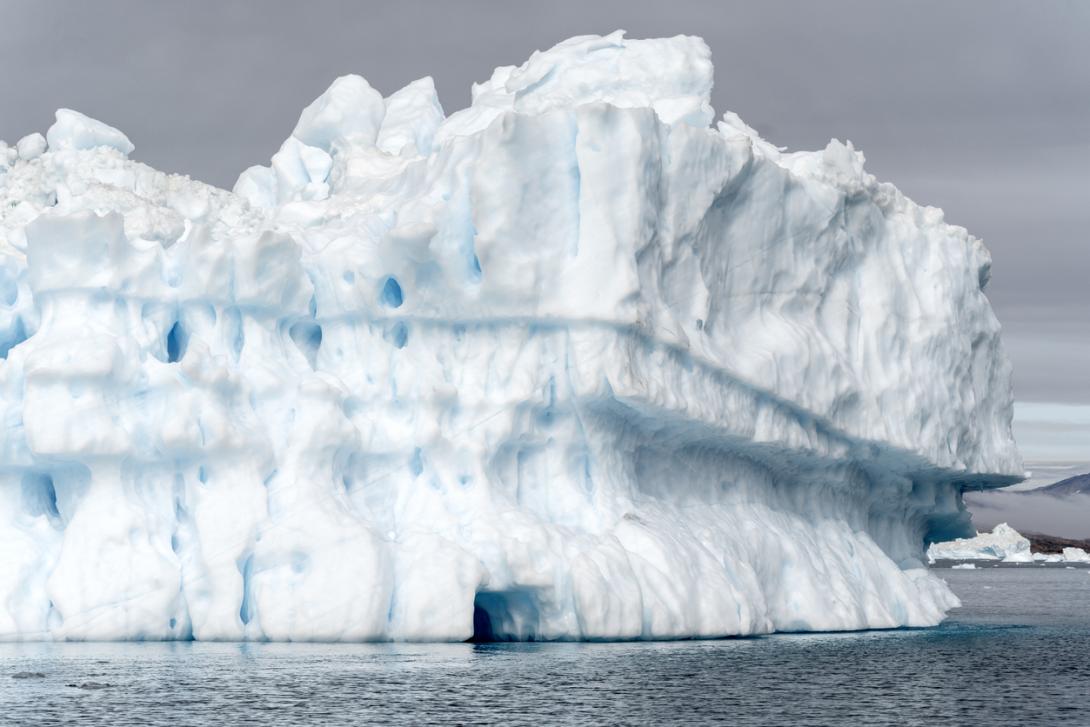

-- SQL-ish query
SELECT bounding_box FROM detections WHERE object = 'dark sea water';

[3,566,1089,726]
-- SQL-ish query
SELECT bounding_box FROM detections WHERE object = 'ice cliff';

[0,32,1021,641]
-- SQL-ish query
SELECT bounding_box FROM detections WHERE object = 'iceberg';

[928,523,1090,565]
[0,32,1021,641]
[1059,547,1090,563]
[927,524,1032,563]
[1029,547,1090,564]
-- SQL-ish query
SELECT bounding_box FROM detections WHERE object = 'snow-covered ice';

[0,32,1021,641]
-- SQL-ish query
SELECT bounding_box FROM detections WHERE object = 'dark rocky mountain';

[1033,472,1090,496]
[1024,532,1090,554]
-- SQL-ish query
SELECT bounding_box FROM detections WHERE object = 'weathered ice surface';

[0,32,1020,641]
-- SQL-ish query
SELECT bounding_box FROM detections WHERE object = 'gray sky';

[2,0,1088,469]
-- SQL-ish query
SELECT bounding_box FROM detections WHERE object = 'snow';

[0,32,1021,642]
[951,564,977,570]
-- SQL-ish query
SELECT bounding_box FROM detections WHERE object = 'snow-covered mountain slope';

[0,32,1020,641]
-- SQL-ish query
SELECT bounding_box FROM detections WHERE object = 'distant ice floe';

[1033,547,1090,564]
[928,523,1089,565]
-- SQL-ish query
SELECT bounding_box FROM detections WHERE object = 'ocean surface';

[3,566,1088,726]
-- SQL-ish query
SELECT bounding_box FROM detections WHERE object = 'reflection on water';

[3,567,1089,726]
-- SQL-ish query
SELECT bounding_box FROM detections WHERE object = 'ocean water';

[2,566,1088,726]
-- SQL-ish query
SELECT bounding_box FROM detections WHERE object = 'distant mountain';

[1034,472,1090,496]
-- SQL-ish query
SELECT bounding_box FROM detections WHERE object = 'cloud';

[1013,403,1090,479]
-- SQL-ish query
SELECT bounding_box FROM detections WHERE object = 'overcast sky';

[2,0,1087,472]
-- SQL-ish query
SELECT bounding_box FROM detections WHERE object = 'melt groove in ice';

[0,32,1020,641]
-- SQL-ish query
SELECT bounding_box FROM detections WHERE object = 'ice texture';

[0,32,1020,641]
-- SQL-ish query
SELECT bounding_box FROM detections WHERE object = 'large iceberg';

[0,32,1020,641]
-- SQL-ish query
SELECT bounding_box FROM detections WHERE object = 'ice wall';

[0,32,1020,641]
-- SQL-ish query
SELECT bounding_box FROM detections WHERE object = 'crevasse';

[0,31,1020,641]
